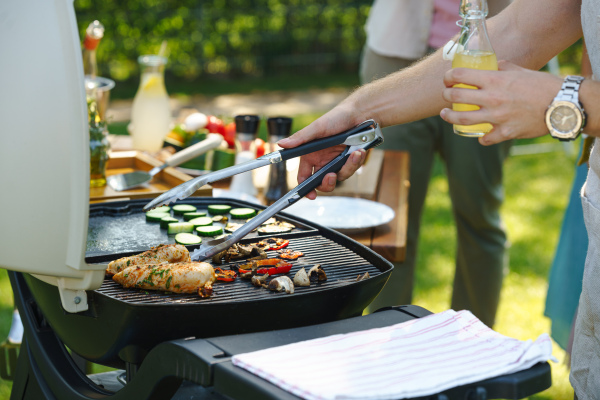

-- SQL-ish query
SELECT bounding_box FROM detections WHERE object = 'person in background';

[360,0,511,328]
[277,0,600,396]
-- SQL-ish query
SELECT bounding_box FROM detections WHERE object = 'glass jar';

[88,101,110,187]
[129,55,171,152]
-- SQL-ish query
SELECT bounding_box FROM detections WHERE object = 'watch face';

[550,105,578,133]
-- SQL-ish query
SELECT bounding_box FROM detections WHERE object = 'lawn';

[0,131,579,399]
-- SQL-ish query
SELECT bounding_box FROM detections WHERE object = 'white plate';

[286,196,395,234]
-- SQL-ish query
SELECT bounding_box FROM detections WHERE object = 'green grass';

[411,136,577,399]
[0,129,578,399]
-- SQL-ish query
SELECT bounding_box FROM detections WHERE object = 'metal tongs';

[143,119,384,261]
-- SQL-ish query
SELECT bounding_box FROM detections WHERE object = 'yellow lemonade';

[452,50,498,137]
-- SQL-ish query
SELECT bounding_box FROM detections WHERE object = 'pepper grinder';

[229,115,259,196]
[265,117,292,205]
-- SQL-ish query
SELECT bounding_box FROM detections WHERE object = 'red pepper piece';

[269,240,289,251]
[215,267,237,282]
[256,260,293,275]
[278,249,304,260]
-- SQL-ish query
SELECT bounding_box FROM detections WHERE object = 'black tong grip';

[296,147,352,198]
[279,120,375,162]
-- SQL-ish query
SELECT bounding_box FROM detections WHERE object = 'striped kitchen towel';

[232,309,555,400]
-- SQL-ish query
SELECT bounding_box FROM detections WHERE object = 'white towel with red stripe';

[231,309,555,400]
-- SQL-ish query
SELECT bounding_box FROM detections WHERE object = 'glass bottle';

[265,117,292,205]
[82,20,104,80]
[452,0,497,137]
[129,55,171,153]
[229,115,259,196]
[88,101,110,187]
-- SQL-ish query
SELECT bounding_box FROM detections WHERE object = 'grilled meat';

[112,262,216,297]
[106,244,190,276]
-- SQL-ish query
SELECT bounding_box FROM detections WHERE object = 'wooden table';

[344,150,409,263]
[214,150,410,263]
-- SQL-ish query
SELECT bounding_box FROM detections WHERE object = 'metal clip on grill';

[143,119,384,261]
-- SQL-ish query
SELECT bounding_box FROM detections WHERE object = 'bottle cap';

[234,115,260,137]
[267,117,293,138]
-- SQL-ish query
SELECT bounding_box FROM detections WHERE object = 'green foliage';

[74,0,371,84]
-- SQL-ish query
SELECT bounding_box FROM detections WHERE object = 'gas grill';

[23,198,393,369]
[0,1,551,399]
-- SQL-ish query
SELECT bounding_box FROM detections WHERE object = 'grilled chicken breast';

[106,244,191,276]
[112,262,216,297]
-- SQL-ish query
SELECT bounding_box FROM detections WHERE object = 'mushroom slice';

[308,264,328,283]
[251,273,269,287]
[356,272,370,282]
[293,267,310,287]
[268,276,295,294]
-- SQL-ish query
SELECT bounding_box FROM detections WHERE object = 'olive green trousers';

[361,47,511,327]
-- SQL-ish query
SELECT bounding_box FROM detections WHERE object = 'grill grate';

[95,235,383,305]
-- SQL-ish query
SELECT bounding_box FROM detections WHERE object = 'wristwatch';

[545,75,586,141]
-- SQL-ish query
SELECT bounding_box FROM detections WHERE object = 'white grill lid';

[0,0,106,312]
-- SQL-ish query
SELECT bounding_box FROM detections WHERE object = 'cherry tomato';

[223,122,237,149]
[255,138,266,158]
[205,115,226,136]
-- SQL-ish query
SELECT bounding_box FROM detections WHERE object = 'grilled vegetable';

[278,249,304,260]
[208,204,231,215]
[257,222,294,235]
[146,210,170,222]
[196,225,224,237]
[268,276,294,294]
[167,222,194,234]
[238,258,293,276]
[215,267,237,282]
[188,216,213,227]
[174,233,202,245]
[308,264,327,283]
[112,262,215,297]
[230,208,257,219]
[253,238,290,251]
[251,273,269,287]
[172,204,198,214]
[160,216,179,229]
[183,211,207,221]
[293,267,310,287]
[106,244,190,276]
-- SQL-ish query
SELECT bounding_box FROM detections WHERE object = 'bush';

[75,0,372,83]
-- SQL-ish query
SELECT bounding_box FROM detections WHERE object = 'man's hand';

[277,102,368,200]
[439,60,562,145]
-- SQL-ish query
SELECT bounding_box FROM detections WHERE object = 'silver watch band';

[554,75,584,104]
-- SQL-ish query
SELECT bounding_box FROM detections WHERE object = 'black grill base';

[9,272,551,400]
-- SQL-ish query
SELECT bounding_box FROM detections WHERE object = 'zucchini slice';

[188,217,213,227]
[172,204,197,215]
[208,204,232,215]
[146,211,170,222]
[160,216,179,229]
[153,206,171,213]
[174,233,202,245]
[196,225,224,237]
[167,222,194,234]
[230,208,257,219]
[183,211,207,221]
[257,224,293,235]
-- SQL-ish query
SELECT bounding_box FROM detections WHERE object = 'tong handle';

[279,120,375,162]
[295,146,352,198]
